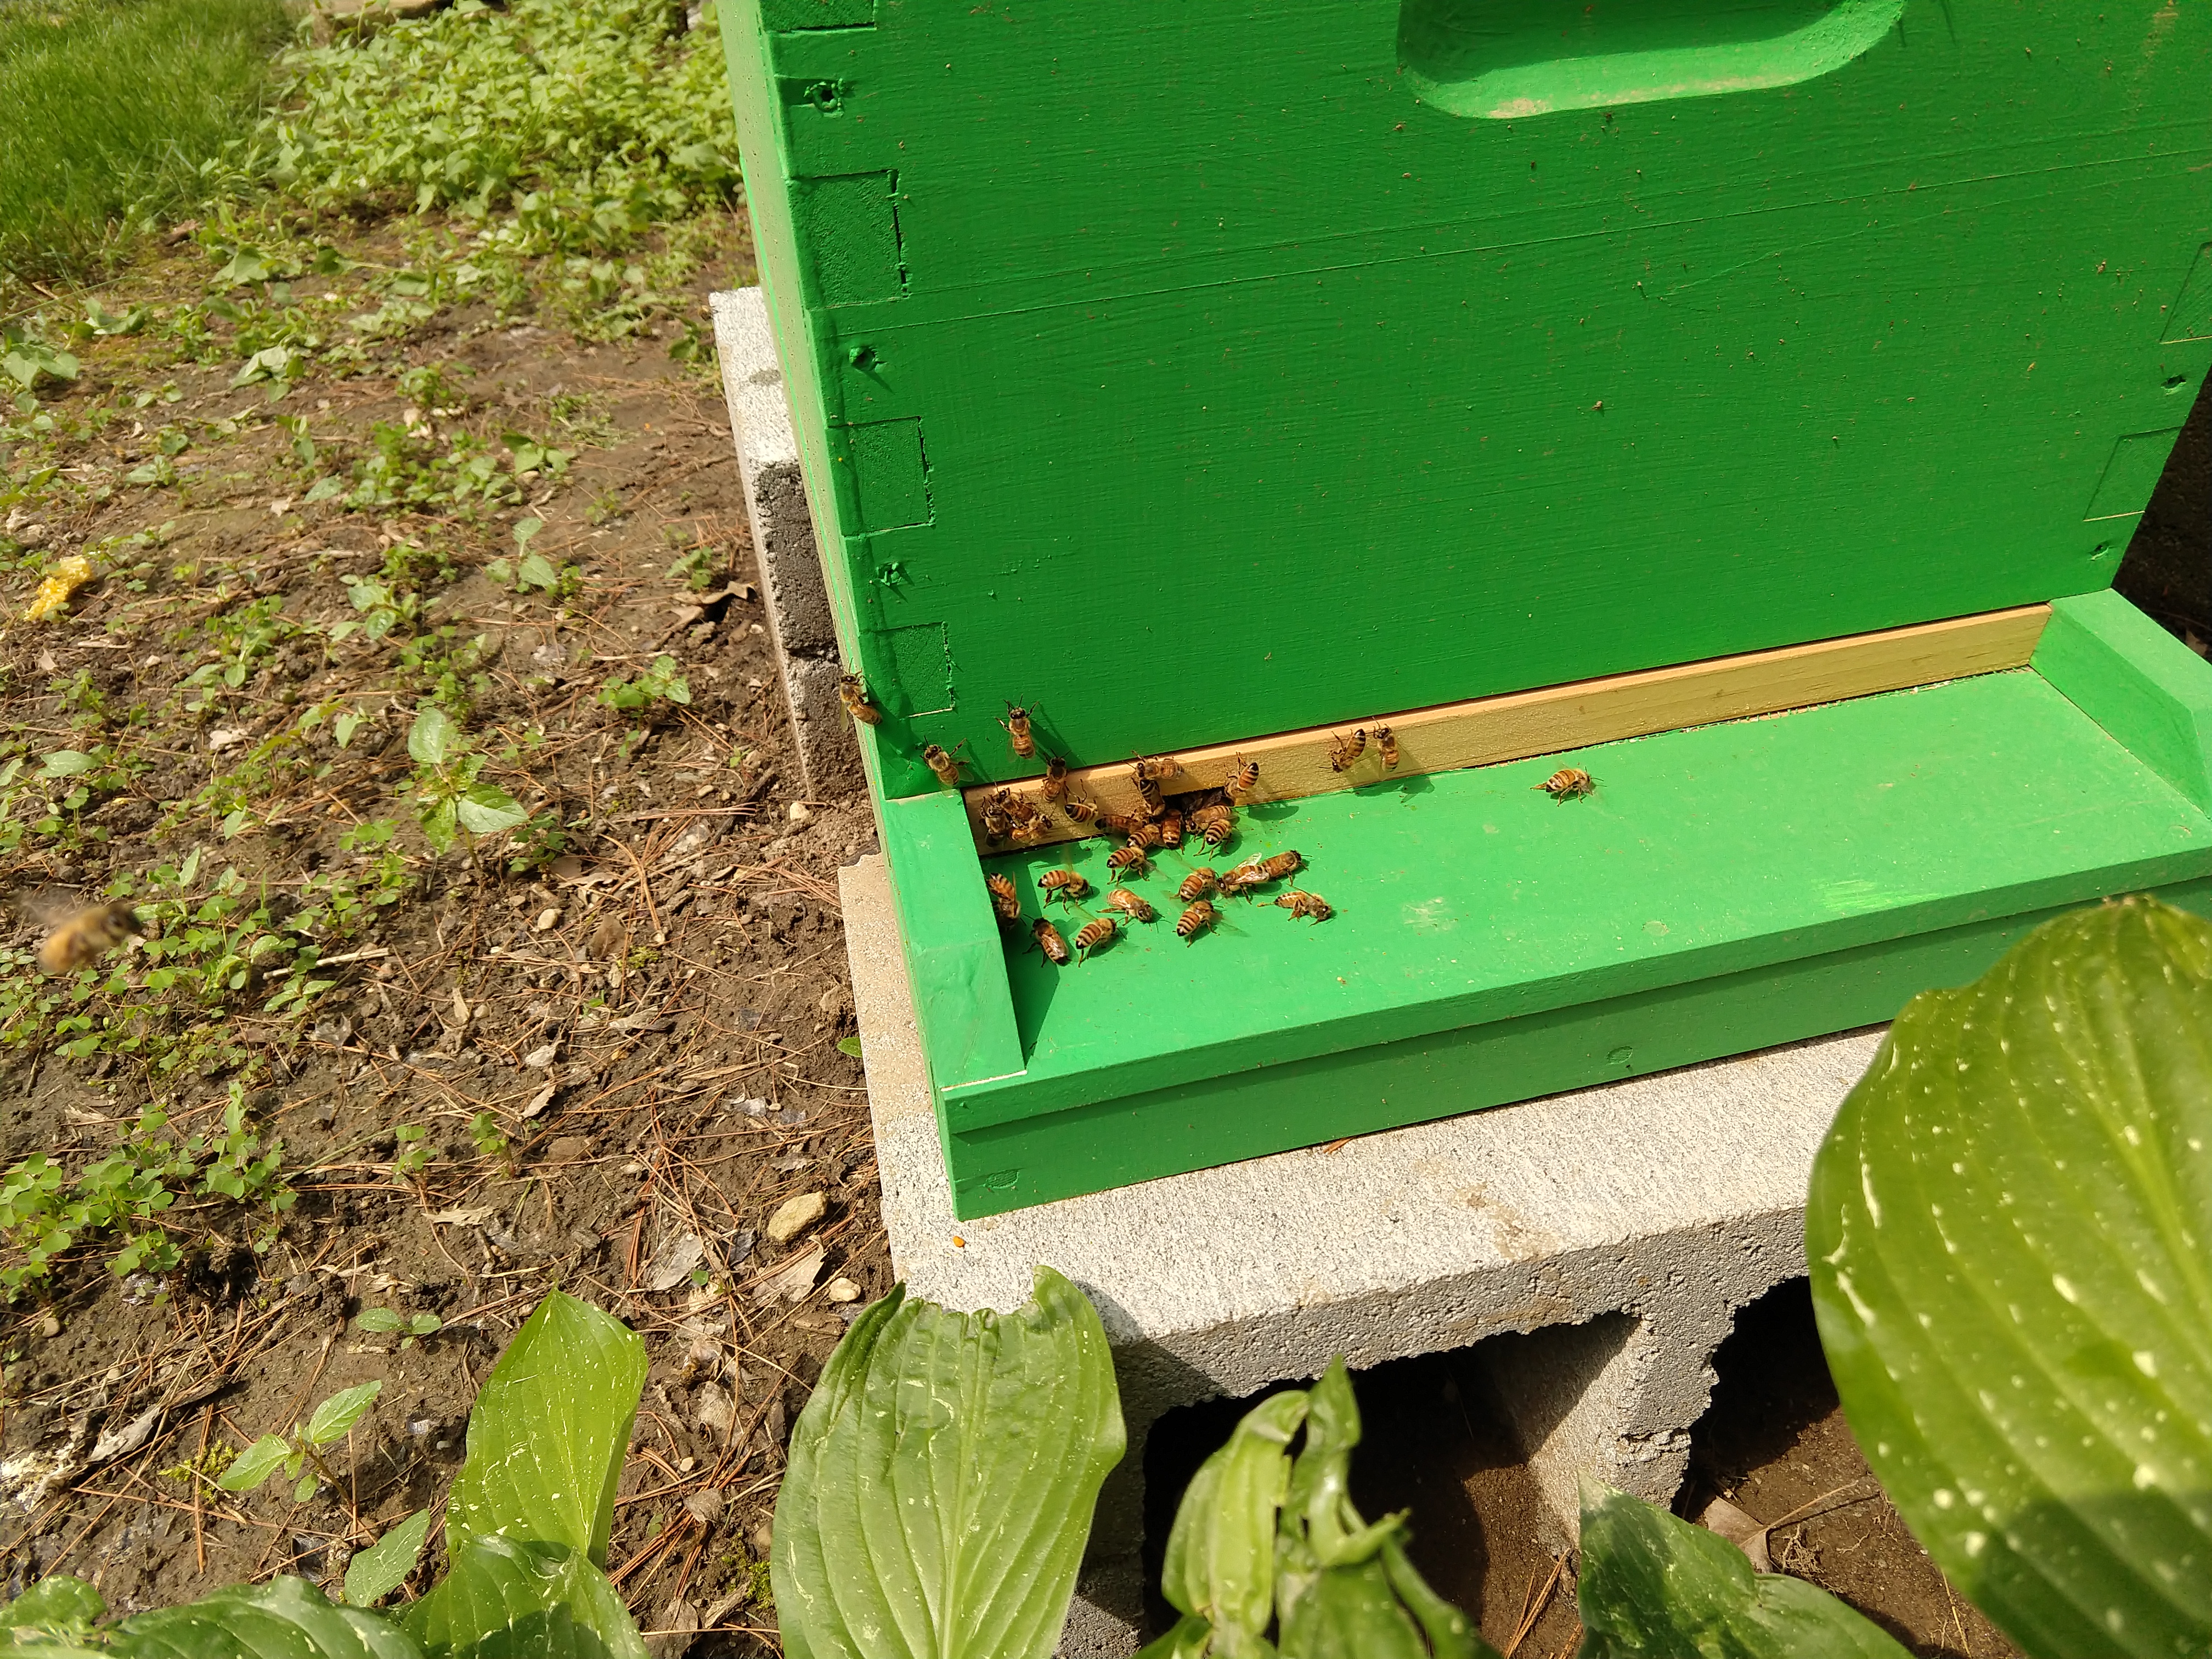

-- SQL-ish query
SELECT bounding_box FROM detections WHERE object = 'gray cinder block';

[712,288,863,799]
[838,852,1882,1655]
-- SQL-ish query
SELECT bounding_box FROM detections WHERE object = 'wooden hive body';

[721,0,2212,1215]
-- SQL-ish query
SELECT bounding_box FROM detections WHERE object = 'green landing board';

[936,667,2212,1212]
[722,0,2212,797]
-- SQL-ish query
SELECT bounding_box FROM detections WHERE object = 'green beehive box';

[719,0,2212,1217]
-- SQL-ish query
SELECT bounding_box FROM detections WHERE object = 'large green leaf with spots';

[1809,896,2212,1659]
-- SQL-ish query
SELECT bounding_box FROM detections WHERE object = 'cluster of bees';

[837,675,1601,969]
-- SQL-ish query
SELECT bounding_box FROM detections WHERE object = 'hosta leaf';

[1576,1483,1911,1658]
[403,1535,642,1659]
[443,1289,644,1566]
[106,1575,422,1659]
[772,1266,1125,1659]
[345,1510,432,1607]
[1809,897,2212,1658]
[1161,1391,1306,1642]
[2,1573,105,1645]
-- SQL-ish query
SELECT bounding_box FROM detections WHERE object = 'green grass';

[0,0,291,286]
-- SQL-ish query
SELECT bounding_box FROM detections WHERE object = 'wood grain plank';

[957,605,2051,853]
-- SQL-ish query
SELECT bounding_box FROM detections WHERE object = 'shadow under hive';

[719,0,2212,1217]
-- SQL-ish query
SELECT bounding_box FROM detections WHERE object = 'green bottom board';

[904,608,2212,1217]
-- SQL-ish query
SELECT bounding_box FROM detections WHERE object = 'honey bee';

[984,873,1020,921]
[1133,769,1165,815]
[837,673,883,726]
[1098,810,1152,840]
[1073,916,1119,960]
[922,743,966,788]
[1257,850,1305,882]
[1041,755,1070,802]
[1177,868,1219,903]
[1001,703,1037,760]
[1175,900,1220,943]
[980,806,1014,843]
[1537,766,1596,800]
[1189,803,1235,849]
[1062,797,1101,827]
[1155,810,1184,849]
[1329,730,1367,773]
[37,899,142,976]
[1032,918,1072,965]
[1274,890,1333,923]
[1133,754,1181,784]
[1217,864,1270,898]
[1374,725,1399,770]
[1039,869,1091,906]
[1106,889,1158,924]
[1225,757,1260,798]
[1124,820,1166,851]
[1108,843,1150,879]
[1009,815,1051,847]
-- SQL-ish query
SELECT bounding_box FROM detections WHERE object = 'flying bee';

[1062,797,1102,827]
[1155,810,1184,849]
[1537,766,1596,800]
[1225,757,1260,798]
[1177,868,1219,904]
[1108,843,1150,879]
[1106,889,1158,924]
[1257,850,1305,882]
[1274,889,1333,923]
[1374,725,1399,770]
[1039,869,1091,906]
[37,899,142,977]
[1175,900,1220,943]
[1073,916,1119,960]
[922,743,966,788]
[837,673,882,726]
[1041,755,1070,802]
[1001,703,1037,759]
[984,872,1020,921]
[1032,918,1072,965]
[1329,729,1367,773]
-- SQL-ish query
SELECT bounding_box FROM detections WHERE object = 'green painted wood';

[944,874,2212,1217]
[2033,589,2212,815]
[722,1,2211,796]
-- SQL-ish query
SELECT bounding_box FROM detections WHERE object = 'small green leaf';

[836,1036,863,1059]
[343,1509,431,1606]
[515,552,560,592]
[334,712,363,749]
[216,1434,292,1493]
[40,750,94,778]
[420,799,459,855]
[305,1380,383,1446]
[106,1575,421,1659]
[1576,1482,1909,1659]
[295,1472,319,1504]
[512,516,544,552]
[410,1313,444,1336]
[1,1573,105,1641]
[455,782,528,837]
[357,1307,404,1333]
[408,707,454,768]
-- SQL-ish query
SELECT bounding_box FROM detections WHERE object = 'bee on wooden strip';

[838,674,883,726]
[1062,797,1101,827]
[1032,918,1072,965]
[1536,766,1596,800]
[1155,810,1184,849]
[37,900,140,976]
[984,873,1020,921]
[1257,850,1305,882]
[1274,890,1333,923]
[1225,757,1260,798]
[1133,754,1181,784]
[1039,869,1091,906]
[1073,917,1119,960]
[1329,730,1367,773]
[1176,900,1219,943]
[922,743,965,788]
[1177,868,1218,904]
[1106,889,1157,924]
[1108,843,1150,879]
[1374,725,1399,770]
[980,806,1014,844]
[1133,769,1165,815]
[1041,755,1070,802]
[1001,703,1036,759]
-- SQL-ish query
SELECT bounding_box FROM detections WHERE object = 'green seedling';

[357,1306,444,1350]
[215,1380,382,1504]
[405,707,527,856]
[598,654,689,716]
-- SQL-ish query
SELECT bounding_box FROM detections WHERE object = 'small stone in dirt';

[734,1096,771,1118]
[523,1041,558,1069]
[775,1106,808,1127]
[36,1313,60,1339]
[313,1015,354,1047]
[765,1191,826,1244]
[788,801,812,824]
[589,916,627,959]
[534,907,561,932]
[751,1520,774,1555]
[545,1136,592,1163]
[825,1277,861,1304]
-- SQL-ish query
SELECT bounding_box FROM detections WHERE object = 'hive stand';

[842,848,1884,1657]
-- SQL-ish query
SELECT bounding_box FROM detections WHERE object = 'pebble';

[545,1135,592,1164]
[765,1191,826,1244]
[787,801,812,824]
[825,1277,861,1304]
[533,907,560,932]
[37,1313,60,1339]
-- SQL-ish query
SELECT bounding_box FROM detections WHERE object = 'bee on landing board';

[1155,810,1185,849]
[1256,850,1305,882]
[1073,916,1119,960]
[1374,725,1399,770]
[1217,863,1270,898]
[1176,900,1220,943]
[1177,868,1219,904]
[984,873,1020,921]
[1107,843,1150,879]
[37,899,142,976]
[1189,803,1235,849]
[1032,918,1072,964]
[922,743,966,788]
[1537,766,1596,800]
[1041,755,1070,802]
[1001,703,1036,759]
[1274,889,1333,923]
[1225,757,1260,798]
[1106,889,1158,924]
[1329,729,1367,773]
[1097,809,1150,840]
[1039,869,1091,906]
[837,674,883,726]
